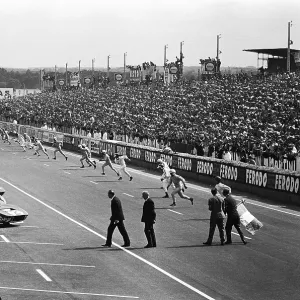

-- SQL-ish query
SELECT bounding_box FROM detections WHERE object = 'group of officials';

[101,158,247,249]
[102,190,156,248]
[203,176,247,246]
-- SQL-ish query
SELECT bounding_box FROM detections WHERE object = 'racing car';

[0,187,28,225]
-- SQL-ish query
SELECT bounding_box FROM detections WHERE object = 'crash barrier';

[4,117,300,172]
[1,121,300,205]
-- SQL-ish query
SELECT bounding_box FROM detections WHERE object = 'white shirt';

[116,155,128,167]
[223,151,232,161]
[86,132,92,138]
[94,132,101,140]
[102,132,107,141]
[215,183,231,196]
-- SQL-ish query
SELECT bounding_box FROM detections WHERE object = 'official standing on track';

[203,188,225,246]
[141,191,156,248]
[102,190,130,248]
[223,188,247,245]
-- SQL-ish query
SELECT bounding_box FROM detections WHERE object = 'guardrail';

[1,121,299,205]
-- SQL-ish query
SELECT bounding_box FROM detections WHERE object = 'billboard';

[70,72,80,87]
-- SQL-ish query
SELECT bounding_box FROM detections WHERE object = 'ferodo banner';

[273,174,300,194]
[196,160,214,176]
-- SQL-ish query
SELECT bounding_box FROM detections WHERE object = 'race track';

[0,141,300,300]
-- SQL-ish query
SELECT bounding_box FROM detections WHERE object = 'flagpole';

[180,41,184,77]
[124,52,127,82]
[79,60,81,86]
[287,21,292,73]
[107,55,110,78]
[54,65,57,89]
[217,34,221,73]
[65,63,68,87]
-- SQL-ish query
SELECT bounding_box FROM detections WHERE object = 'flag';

[237,202,263,235]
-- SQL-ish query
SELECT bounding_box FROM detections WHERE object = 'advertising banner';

[129,67,141,82]
[114,74,123,81]
[70,72,80,87]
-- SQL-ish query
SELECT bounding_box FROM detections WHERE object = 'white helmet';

[102,150,107,154]
[170,169,176,174]
[157,159,163,163]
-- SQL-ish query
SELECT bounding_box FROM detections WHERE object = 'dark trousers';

[225,216,245,243]
[207,218,225,243]
[144,222,156,247]
[105,220,130,246]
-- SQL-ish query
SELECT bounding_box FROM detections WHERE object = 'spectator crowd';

[1,71,300,161]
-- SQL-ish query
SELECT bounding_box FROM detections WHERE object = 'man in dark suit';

[223,189,247,245]
[141,191,156,248]
[102,190,130,248]
[203,188,225,246]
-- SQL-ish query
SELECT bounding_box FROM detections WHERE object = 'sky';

[0,0,299,69]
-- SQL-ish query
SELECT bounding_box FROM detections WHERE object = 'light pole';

[92,58,95,77]
[287,21,293,73]
[107,55,110,78]
[180,41,184,76]
[164,44,168,66]
[65,63,68,87]
[54,65,57,88]
[78,60,81,86]
[124,52,127,82]
[217,34,222,73]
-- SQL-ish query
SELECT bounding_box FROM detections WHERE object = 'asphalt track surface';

[0,142,300,300]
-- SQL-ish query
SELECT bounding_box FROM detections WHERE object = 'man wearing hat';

[102,190,130,248]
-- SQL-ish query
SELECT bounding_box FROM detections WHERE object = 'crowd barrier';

[1,121,300,205]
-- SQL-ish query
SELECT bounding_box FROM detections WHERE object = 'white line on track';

[64,171,71,175]
[167,209,183,215]
[0,148,4,150]
[0,241,63,245]
[18,225,39,228]
[43,164,49,167]
[0,261,95,268]
[90,181,98,185]
[0,235,10,242]
[0,287,139,298]
[232,232,252,240]
[0,176,215,300]
[123,193,134,198]
[36,269,52,282]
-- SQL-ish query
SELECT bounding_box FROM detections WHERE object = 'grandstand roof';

[243,48,299,58]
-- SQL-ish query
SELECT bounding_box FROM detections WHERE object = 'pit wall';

[1,121,299,205]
